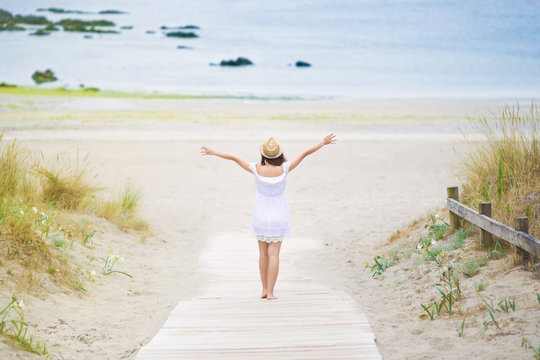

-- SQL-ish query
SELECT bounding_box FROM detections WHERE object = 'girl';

[200,133,336,300]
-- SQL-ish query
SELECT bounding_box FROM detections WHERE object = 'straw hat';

[260,137,283,159]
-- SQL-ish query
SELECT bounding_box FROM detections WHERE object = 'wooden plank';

[136,233,381,359]
[447,198,540,258]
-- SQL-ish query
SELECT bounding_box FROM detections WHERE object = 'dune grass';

[460,104,539,241]
[87,181,149,232]
[0,135,146,291]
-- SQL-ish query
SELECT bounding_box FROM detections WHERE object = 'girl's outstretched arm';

[289,133,336,172]
[200,146,251,173]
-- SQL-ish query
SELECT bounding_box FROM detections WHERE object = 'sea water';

[1,0,540,98]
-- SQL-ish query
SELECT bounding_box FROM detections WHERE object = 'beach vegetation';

[474,281,488,292]
[0,136,145,293]
[460,256,488,276]
[74,277,87,292]
[76,218,102,245]
[36,152,97,209]
[522,338,540,359]
[87,181,148,232]
[420,264,461,319]
[476,292,517,330]
[366,255,390,278]
[491,239,505,258]
[0,296,49,357]
[497,298,516,313]
[92,250,132,278]
[460,104,540,241]
[457,317,466,337]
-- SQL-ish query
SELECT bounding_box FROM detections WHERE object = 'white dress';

[249,162,291,241]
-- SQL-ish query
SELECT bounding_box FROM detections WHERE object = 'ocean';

[1,0,540,98]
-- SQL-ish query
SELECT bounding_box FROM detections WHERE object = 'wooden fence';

[447,186,540,259]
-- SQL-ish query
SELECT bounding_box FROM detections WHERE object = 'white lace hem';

[256,235,283,243]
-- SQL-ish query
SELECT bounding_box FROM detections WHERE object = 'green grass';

[474,281,489,292]
[0,296,49,357]
[0,85,300,101]
[522,338,540,359]
[460,256,488,276]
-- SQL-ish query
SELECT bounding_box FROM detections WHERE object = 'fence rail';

[447,186,540,259]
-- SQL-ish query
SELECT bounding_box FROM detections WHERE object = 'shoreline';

[0,85,537,103]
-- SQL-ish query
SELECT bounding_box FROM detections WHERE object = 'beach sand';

[0,95,537,359]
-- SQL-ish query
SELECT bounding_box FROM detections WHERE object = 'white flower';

[118,256,124,264]
[89,270,96,281]
[416,243,423,251]
[19,210,24,215]
[16,299,24,309]
[32,207,38,213]
[432,240,437,246]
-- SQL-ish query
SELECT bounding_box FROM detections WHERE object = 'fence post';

[447,187,460,231]
[479,202,493,248]
[514,217,529,263]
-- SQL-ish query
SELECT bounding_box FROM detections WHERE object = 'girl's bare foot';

[261,292,268,299]
[267,294,277,300]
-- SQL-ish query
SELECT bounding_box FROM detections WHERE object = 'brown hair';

[261,154,287,166]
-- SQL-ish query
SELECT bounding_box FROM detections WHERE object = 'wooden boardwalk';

[136,233,381,359]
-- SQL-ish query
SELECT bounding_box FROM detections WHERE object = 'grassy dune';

[0,136,147,355]
[460,104,539,241]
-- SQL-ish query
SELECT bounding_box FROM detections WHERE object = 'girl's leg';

[267,241,282,300]
[257,240,269,298]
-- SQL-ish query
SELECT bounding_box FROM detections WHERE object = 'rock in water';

[165,31,198,38]
[32,69,57,84]
[57,19,118,33]
[99,10,127,14]
[44,24,59,31]
[161,25,200,30]
[14,14,50,25]
[37,8,91,15]
[30,29,50,36]
[295,61,311,67]
[0,22,25,31]
[219,57,253,66]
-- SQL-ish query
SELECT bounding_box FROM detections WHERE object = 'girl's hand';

[200,146,215,156]
[322,133,337,145]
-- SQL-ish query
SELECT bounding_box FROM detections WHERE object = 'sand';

[0,95,538,359]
